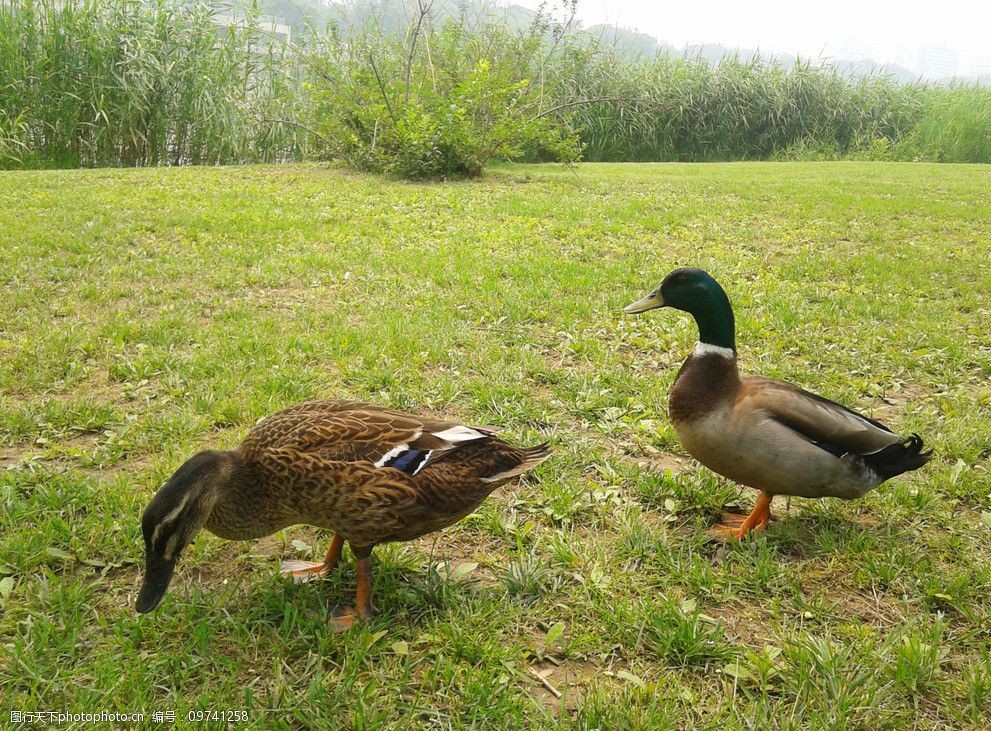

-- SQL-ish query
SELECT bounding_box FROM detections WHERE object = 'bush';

[305,4,583,179]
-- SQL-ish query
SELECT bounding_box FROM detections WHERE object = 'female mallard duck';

[624,268,931,539]
[137,400,549,626]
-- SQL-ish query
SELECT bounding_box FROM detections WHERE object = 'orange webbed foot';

[329,607,357,632]
[280,534,345,584]
[718,512,750,527]
[326,602,379,632]
[708,492,774,541]
[280,560,333,583]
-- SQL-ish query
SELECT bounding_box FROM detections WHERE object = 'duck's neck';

[203,451,288,540]
[686,290,736,356]
[667,283,739,422]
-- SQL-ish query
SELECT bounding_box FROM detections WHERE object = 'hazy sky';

[508,0,991,75]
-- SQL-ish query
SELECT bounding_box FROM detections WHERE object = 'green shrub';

[306,8,583,179]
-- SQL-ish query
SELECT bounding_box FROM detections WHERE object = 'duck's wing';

[240,399,495,473]
[244,402,550,546]
[252,437,549,546]
[738,376,903,456]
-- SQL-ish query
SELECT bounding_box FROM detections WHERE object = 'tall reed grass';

[895,86,991,163]
[551,49,936,162]
[0,0,304,168]
[1,0,989,172]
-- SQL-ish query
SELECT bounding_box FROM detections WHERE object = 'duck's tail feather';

[861,433,932,481]
[480,443,551,483]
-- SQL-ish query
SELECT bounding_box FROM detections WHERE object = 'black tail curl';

[861,433,932,481]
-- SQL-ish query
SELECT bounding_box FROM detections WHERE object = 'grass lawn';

[2,161,990,729]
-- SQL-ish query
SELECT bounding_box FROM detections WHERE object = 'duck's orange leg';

[709,491,774,541]
[329,547,377,632]
[280,533,345,583]
[353,554,377,619]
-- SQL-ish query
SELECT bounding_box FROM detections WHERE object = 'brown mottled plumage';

[137,400,550,625]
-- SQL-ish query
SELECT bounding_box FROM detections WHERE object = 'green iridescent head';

[624,268,736,352]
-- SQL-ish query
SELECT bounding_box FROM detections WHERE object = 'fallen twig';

[528,668,562,699]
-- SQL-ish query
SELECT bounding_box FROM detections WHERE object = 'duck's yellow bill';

[623,293,663,314]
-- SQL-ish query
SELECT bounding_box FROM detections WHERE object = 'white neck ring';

[692,341,735,359]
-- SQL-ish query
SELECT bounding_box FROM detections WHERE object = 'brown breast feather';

[668,353,741,424]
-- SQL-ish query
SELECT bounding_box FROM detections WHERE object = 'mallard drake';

[137,400,550,626]
[624,268,931,539]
